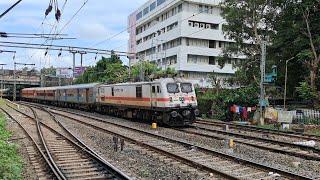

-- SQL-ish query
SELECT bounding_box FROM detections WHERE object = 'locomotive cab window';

[111,87,114,96]
[167,83,179,93]
[136,86,142,98]
[181,83,193,93]
[157,86,161,93]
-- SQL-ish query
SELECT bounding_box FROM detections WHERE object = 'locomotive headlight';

[170,97,173,102]
[191,96,195,101]
[171,111,178,118]
[194,109,200,116]
[182,110,191,117]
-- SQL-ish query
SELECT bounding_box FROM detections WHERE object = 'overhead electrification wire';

[0,41,134,55]
[90,0,178,48]
[0,44,129,56]
[58,0,88,34]
[0,0,23,19]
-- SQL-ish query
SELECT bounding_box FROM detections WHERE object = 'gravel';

[58,115,213,180]
[4,112,39,180]
[60,109,320,179]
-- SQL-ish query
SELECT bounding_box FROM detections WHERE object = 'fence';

[291,109,320,125]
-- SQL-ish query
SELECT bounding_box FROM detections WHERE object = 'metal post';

[284,61,288,110]
[70,51,77,78]
[260,41,267,125]
[79,51,87,70]
[0,64,5,99]
[13,62,16,101]
[13,62,35,101]
[284,57,295,110]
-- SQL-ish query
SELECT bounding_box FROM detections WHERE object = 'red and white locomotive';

[21,78,199,126]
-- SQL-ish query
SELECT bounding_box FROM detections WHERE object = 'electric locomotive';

[21,78,199,126]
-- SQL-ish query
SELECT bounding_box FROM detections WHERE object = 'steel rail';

[196,119,320,141]
[0,107,62,180]
[7,102,131,180]
[23,102,312,180]
[193,123,320,154]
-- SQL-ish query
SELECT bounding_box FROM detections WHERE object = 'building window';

[157,0,165,6]
[150,2,156,11]
[143,7,149,15]
[136,86,142,98]
[209,40,216,48]
[178,4,182,12]
[198,5,203,13]
[209,56,216,65]
[136,11,142,20]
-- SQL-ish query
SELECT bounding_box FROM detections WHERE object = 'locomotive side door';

[151,85,157,108]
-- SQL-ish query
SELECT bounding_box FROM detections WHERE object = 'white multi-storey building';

[128,0,242,87]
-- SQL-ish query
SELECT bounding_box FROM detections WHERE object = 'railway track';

[3,103,131,180]
[196,119,320,141]
[182,124,320,161]
[19,101,314,180]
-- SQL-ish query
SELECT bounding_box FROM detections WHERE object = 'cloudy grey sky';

[0,0,146,69]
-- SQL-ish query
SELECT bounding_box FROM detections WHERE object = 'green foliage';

[75,54,128,84]
[219,0,282,86]
[271,0,320,103]
[0,114,22,180]
[296,82,317,101]
[41,66,56,76]
[197,85,259,120]
[131,61,177,81]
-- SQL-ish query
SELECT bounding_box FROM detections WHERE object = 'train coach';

[21,78,199,126]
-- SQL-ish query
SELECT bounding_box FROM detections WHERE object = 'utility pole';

[0,64,7,99]
[13,62,35,101]
[79,51,87,71]
[260,41,267,125]
[70,50,78,78]
[284,57,295,110]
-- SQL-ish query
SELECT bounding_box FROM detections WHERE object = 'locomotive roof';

[99,78,179,87]
[23,83,99,91]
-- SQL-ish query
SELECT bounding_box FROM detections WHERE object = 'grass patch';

[306,129,320,137]
[0,113,23,179]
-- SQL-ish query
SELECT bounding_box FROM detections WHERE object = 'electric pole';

[13,62,35,101]
[0,64,7,99]
[260,41,267,125]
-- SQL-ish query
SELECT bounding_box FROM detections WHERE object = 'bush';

[0,114,22,179]
[196,85,259,120]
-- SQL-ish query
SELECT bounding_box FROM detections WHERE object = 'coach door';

[86,88,89,103]
[151,85,157,108]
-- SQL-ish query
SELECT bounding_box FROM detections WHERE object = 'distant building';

[128,0,244,87]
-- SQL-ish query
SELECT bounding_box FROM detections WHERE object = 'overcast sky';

[0,0,146,69]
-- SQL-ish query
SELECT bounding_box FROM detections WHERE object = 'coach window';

[111,87,114,96]
[157,86,161,93]
[136,86,142,98]
[152,86,156,93]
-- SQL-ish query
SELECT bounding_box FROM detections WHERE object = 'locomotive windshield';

[181,83,193,93]
[167,83,179,93]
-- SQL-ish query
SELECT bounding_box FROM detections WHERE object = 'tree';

[220,0,282,85]
[74,55,128,84]
[272,0,320,104]
[41,66,56,76]
[130,61,177,81]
